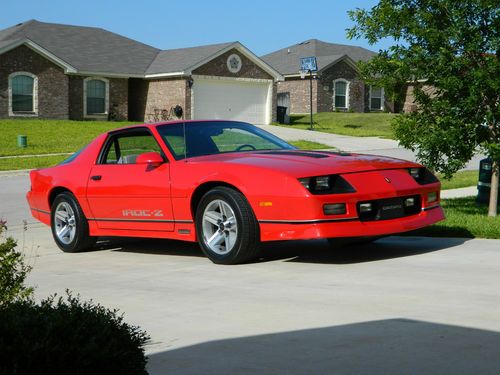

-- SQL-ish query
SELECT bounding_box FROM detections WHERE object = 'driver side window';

[102,132,163,164]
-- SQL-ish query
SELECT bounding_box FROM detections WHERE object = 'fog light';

[324,203,346,215]
[359,203,373,213]
[427,192,438,203]
[404,197,415,207]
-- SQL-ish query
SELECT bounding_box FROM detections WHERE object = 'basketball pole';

[309,69,313,130]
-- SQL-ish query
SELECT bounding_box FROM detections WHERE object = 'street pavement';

[1,170,499,374]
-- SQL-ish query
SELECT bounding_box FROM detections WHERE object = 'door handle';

[90,175,102,181]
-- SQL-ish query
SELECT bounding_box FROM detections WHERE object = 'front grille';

[357,195,421,221]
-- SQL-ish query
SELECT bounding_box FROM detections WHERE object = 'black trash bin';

[477,158,500,204]
[277,106,287,124]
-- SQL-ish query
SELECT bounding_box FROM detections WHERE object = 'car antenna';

[183,122,187,161]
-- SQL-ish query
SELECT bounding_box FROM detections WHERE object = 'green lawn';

[274,112,397,138]
[439,170,478,190]
[289,140,332,150]
[0,119,333,170]
[0,119,133,157]
[409,197,500,239]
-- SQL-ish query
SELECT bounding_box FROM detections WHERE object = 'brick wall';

[276,78,318,114]
[317,60,365,113]
[403,83,437,113]
[278,60,394,114]
[143,78,188,122]
[69,76,128,120]
[0,45,68,119]
[109,78,128,121]
[193,48,273,79]
[68,76,83,120]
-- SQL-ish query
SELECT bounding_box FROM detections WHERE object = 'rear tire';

[195,187,260,264]
[51,192,96,253]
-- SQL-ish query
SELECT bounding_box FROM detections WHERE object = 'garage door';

[192,78,271,125]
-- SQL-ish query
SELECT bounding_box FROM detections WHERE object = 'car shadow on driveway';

[257,236,469,264]
[93,236,468,265]
[146,318,500,375]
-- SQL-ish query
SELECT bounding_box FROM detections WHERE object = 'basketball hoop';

[299,69,308,79]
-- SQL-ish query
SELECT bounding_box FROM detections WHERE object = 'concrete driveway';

[2,174,500,374]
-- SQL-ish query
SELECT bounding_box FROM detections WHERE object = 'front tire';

[195,187,260,264]
[51,192,96,253]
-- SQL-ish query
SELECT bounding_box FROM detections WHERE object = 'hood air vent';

[260,150,351,158]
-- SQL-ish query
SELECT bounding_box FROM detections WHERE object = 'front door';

[86,128,174,231]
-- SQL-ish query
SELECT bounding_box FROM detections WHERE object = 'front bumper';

[259,205,444,242]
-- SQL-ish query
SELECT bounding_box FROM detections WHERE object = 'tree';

[347,0,499,216]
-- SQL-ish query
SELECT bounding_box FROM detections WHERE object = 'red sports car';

[26,120,444,264]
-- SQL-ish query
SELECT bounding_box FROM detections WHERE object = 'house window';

[370,86,384,110]
[8,72,38,116]
[84,77,109,116]
[333,79,349,109]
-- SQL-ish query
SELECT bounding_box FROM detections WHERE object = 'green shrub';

[0,292,150,375]
[0,219,34,305]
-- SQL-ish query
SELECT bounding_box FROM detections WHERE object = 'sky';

[0,0,392,55]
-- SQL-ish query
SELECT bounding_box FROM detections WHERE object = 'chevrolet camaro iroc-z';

[27,120,445,264]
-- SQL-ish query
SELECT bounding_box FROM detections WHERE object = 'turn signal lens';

[404,197,415,207]
[427,192,438,203]
[324,203,346,215]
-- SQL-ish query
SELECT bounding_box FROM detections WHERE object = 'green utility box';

[477,158,500,204]
[17,135,27,148]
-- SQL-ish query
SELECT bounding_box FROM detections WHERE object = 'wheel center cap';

[218,223,225,231]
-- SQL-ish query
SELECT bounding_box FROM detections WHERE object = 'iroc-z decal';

[122,209,164,217]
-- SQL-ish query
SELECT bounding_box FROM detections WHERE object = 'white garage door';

[192,78,271,125]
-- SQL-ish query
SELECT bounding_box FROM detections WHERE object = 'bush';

[0,219,33,305]
[0,292,150,375]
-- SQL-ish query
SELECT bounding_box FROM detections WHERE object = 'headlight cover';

[298,175,356,195]
[408,167,439,185]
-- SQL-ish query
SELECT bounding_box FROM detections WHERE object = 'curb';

[0,169,32,177]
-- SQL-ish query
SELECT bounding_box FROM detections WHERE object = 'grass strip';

[274,112,396,138]
[439,170,478,190]
[409,197,500,239]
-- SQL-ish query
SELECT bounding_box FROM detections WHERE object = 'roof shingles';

[261,39,376,75]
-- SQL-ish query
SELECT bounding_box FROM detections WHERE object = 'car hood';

[187,150,420,177]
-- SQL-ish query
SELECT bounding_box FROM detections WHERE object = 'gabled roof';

[0,20,282,80]
[145,41,282,80]
[0,20,159,75]
[261,39,377,75]
[146,42,235,76]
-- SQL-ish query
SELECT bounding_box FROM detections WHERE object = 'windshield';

[157,121,295,160]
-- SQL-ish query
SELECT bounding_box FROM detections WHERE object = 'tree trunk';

[488,159,499,217]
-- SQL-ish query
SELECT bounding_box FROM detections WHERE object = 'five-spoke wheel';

[196,187,260,264]
[51,192,96,252]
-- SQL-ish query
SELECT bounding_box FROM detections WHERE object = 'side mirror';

[136,152,164,167]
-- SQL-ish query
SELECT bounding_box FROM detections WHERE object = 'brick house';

[262,39,391,114]
[0,20,282,124]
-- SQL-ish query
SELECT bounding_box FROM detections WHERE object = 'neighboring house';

[262,39,391,114]
[0,20,281,124]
